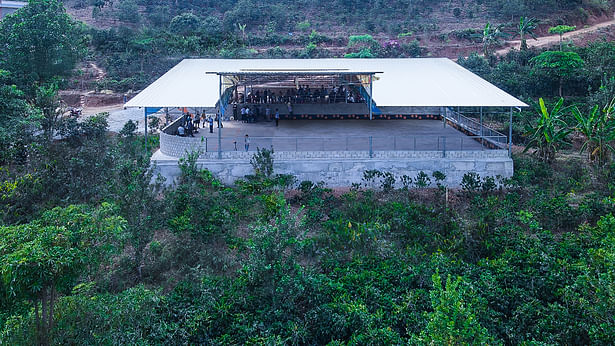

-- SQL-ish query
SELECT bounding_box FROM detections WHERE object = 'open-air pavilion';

[125,58,528,186]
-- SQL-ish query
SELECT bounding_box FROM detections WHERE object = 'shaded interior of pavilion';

[215,70,390,121]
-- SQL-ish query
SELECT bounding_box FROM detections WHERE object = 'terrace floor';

[187,119,486,152]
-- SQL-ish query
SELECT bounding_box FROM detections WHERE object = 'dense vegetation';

[1,0,615,344]
[60,0,615,91]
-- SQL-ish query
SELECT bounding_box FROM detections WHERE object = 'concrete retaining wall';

[151,149,513,188]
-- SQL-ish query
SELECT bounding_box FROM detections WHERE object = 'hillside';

[56,0,615,96]
[3,1,615,344]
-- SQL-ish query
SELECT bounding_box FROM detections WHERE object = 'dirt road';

[496,17,615,55]
[81,104,149,133]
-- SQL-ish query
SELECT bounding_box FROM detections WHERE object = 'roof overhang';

[209,71,382,76]
[125,58,528,109]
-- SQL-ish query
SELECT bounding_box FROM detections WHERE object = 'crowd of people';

[232,104,281,125]
[172,85,365,137]
[235,85,365,105]
[176,111,216,137]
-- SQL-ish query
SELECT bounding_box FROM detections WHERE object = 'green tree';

[478,22,508,56]
[523,98,571,163]
[116,0,140,23]
[346,34,380,58]
[110,153,165,277]
[530,51,584,97]
[169,12,201,35]
[34,83,64,141]
[517,17,538,50]
[0,204,126,345]
[562,215,615,344]
[0,70,41,163]
[548,25,576,50]
[0,0,85,89]
[414,272,493,344]
[571,99,615,165]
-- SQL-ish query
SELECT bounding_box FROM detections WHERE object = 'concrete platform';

[154,119,512,187]
[187,119,485,152]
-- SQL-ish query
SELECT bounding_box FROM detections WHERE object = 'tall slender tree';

[548,25,576,50]
[531,51,584,97]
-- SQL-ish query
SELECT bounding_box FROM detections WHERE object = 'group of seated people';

[234,85,365,105]
[232,104,280,123]
[176,111,214,137]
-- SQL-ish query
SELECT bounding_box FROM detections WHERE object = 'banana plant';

[479,22,509,56]
[518,17,538,50]
[523,98,572,163]
[571,98,615,165]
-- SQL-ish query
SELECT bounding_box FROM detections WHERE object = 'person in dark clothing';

[275,108,280,127]
[186,120,195,137]
[209,117,214,133]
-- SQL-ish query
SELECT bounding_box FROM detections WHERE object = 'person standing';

[244,134,250,152]
[216,111,223,128]
[275,108,280,127]
[209,117,214,133]
[287,102,293,117]
[186,119,195,137]
[265,105,271,121]
[255,105,261,122]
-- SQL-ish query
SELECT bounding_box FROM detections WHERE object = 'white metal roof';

[125,58,528,108]
[0,1,27,9]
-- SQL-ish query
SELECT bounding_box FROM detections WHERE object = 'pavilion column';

[218,75,222,159]
[479,106,483,142]
[143,108,148,153]
[442,107,446,128]
[369,75,373,121]
[508,107,513,157]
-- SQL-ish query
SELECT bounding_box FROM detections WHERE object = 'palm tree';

[571,98,615,165]
[523,98,572,163]
[518,17,538,50]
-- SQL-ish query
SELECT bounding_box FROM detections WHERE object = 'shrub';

[296,20,310,31]
[250,147,274,178]
[414,171,431,188]
[400,175,413,190]
[381,172,396,192]
[461,172,482,193]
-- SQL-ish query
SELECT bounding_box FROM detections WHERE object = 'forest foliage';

[1,0,615,344]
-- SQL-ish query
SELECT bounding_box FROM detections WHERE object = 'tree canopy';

[0,0,85,90]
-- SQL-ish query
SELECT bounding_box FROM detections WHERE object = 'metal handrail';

[444,108,508,148]
[168,134,508,153]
